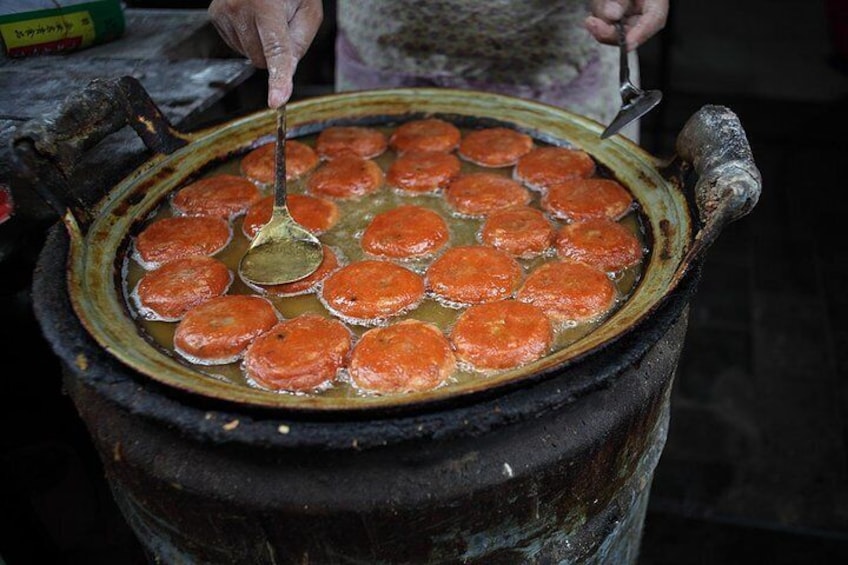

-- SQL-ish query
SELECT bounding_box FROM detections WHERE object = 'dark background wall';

[2,1,848,563]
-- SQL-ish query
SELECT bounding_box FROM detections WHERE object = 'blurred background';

[1,1,848,563]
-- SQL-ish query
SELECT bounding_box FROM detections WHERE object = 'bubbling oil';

[122,125,647,400]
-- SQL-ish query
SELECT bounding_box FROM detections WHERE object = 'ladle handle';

[672,104,762,283]
[274,107,288,209]
[11,76,190,225]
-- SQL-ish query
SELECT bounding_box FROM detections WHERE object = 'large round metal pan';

[12,77,761,413]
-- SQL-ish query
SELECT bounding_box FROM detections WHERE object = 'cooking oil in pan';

[121,125,647,401]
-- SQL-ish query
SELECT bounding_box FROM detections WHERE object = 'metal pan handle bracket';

[671,104,762,283]
[11,76,190,226]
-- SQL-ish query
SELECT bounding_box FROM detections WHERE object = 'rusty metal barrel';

[34,220,697,564]
[22,82,762,564]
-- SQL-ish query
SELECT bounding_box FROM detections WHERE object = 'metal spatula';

[600,22,663,140]
[239,107,324,285]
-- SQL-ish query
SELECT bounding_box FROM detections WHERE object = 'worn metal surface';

[12,76,190,224]
[29,118,702,563]
[15,86,760,412]
[24,79,759,564]
[35,215,698,563]
[667,105,763,292]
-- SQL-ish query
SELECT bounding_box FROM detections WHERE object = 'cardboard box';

[0,1,124,57]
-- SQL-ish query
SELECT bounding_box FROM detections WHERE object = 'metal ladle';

[238,107,324,285]
[600,21,663,139]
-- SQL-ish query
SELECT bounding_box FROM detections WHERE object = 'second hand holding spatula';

[601,22,663,140]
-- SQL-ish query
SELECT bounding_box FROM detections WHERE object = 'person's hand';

[209,0,323,108]
[585,0,669,50]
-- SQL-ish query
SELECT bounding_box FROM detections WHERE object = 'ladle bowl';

[238,107,323,285]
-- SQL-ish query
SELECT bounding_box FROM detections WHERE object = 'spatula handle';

[617,22,631,86]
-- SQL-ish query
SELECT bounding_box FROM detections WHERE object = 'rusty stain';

[74,352,89,370]
[138,116,156,134]
[126,165,181,205]
[658,219,674,260]
[89,230,108,245]
[123,190,147,209]
[110,198,132,218]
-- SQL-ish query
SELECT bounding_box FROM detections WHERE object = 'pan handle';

[11,76,190,226]
[671,104,762,283]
